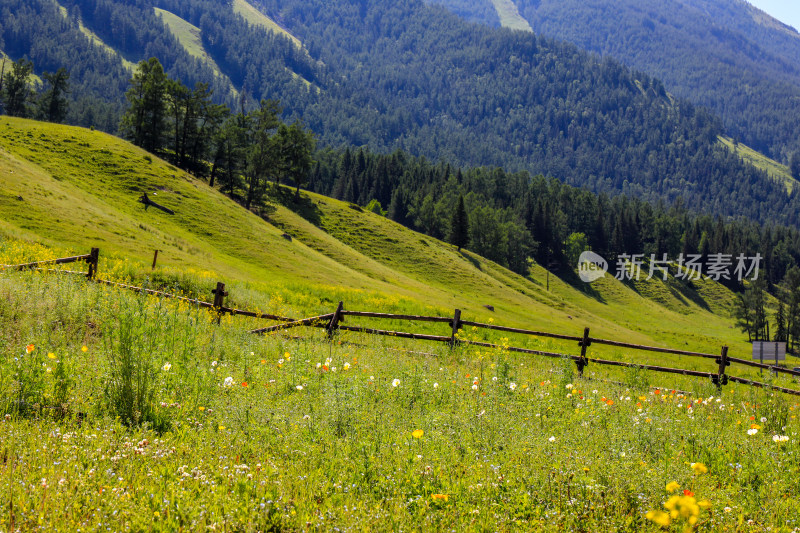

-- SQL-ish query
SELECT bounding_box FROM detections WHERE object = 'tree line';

[0,57,70,123]
[120,57,316,209]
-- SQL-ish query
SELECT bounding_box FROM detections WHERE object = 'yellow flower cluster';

[648,465,710,528]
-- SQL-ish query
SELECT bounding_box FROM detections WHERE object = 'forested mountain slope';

[3,0,800,226]
[430,0,800,164]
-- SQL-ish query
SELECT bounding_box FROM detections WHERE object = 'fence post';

[212,282,228,324]
[152,250,160,270]
[714,346,729,390]
[86,248,99,280]
[450,309,462,347]
[576,327,591,376]
[327,301,344,339]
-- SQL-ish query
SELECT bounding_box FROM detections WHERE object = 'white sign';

[752,341,786,362]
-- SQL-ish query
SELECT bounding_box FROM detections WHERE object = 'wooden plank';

[727,356,800,377]
[578,327,591,376]
[336,325,452,343]
[715,346,729,388]
[728,375,800,397]
[466,340,575,360]
[226,308,294,321]
[585,357,715,378]
[588,337,719,360]
[341,311,453,323]
[3,254,91,270]
[139,193,175,215]
[327,301,344,338]
[251,314,335,335]
[95,278,215,308]
[450,309,462,345]
[86,247,99,280]
[459,320,584,342]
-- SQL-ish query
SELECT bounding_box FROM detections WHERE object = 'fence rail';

[5,247,800,397]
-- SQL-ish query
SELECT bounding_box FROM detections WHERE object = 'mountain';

[2,0,800,226]
[429,0,800,164]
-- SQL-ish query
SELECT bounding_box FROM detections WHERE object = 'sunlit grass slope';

[489,0,533,32]
[232,0,303,49]
[154,8,230,83]
[719,136,799,193]
[0,117,760,366]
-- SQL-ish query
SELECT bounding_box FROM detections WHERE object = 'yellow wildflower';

[646,510,671,527]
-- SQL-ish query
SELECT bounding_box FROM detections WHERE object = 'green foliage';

[735,278,768,342]
[1,57,34,117]
[275,120,316,196]
[121,58,168,153]
[365,198,385,215]
[102,296,163,429]
[5,265,800,531]
[37,68,70,123]
[565,232,589,269]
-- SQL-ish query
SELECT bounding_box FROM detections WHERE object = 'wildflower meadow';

[2,242,800,531]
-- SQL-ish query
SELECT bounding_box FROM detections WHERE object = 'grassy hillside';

[154,8,230,85]
[719,136,798,193]
[0,117,770,368]
[232,0,303,49]
[487,0,532,32]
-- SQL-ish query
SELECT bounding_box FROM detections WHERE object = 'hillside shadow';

[555,268,607,304]
[459,250,482,271]
[668,278,711,311]
[269,184,322,226]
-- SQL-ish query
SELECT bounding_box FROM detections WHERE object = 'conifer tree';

[38,68,70,123]
[120,58,168,153]
[2,58,34,118]
[449,195,469,251]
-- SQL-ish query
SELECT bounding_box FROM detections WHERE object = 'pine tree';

[449,195,469,251]
[275,120,316,197]
[2,58,34,118]
[775,300,787,342]
[120,58,168,153]
[244,100,281,209]
[37,68,70,123]
[734,293,754,342]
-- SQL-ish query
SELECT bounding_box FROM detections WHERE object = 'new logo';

[578,251,608,283]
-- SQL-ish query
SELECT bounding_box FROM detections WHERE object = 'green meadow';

[2,117,800,530]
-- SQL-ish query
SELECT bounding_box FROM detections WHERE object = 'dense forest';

[431,0,800,164]
[2,0,800,227]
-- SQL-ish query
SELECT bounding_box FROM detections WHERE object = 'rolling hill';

[0,116,761,362]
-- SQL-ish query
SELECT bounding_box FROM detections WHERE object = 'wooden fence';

[4,248,800,396]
